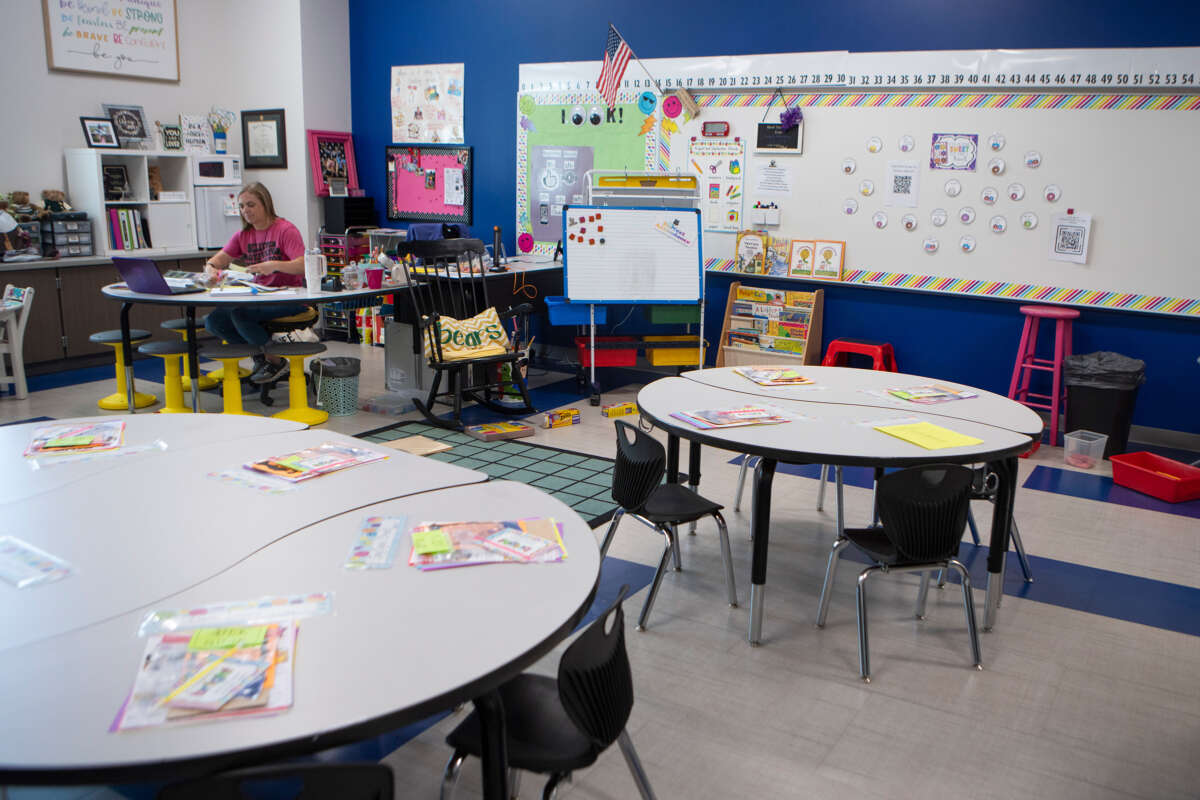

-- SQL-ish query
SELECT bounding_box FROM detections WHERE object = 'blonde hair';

[237,182,278,230]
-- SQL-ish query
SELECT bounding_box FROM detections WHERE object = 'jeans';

[204,303,312,347]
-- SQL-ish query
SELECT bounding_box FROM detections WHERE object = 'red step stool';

[822,338,898,372]
[1008,304,1079,447]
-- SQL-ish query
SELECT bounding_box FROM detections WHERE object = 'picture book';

[408,518,567,570]
[244,442,386,482]
[464,421,535,441]
[732,366,814,386]
[24,420,125,457]
[883,384,978,404]
[670,405,792,429]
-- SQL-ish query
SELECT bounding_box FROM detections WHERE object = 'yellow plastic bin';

[644,335,704,366]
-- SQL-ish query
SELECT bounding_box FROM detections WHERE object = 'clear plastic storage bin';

[1063,429,1108,469]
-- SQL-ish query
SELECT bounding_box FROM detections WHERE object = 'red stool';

[822,338,898,371]
[1008,304,1079,447]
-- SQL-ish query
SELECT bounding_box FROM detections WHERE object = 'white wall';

[2,0,352,246]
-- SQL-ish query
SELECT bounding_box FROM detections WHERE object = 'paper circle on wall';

[990,215,1007,234]
[901,214,918,232]
[980,187,999,205]
[841,158,857,175]
[988,157,1006,176]
[959,235,977,253]
[958,206,976,224]
[898,135,915,153]
[859,179,875,197]
[662,95,683,119]
[923,237,939,253]
[988,133,1006,152]
[944,179,962,197]
[872,211,888,229]
[1043,184,1062,202]
[1025,151,1042,168]
[518,95,536,116]
[1021,211,1039,230]
[930,208,948,227]
[637,91,657,115]
[1007,182,1025,201]
[866,136,883,154]
[843,198,859,215]
[517,232,534,253]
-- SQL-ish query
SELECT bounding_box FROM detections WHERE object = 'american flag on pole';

[597,24,632,109]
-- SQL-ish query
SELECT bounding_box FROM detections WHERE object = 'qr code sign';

[1055,224,1085,255]
[892,174,913,195]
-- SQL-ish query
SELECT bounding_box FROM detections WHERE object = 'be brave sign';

[43,0,180,82]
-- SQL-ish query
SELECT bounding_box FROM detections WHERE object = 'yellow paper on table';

[412,528,453,555]
[874,421,983,450]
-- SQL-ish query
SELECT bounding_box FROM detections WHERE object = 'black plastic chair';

[599,421,737,631]
[396,239,535,430]
[440,586,656,800]
[157,762,393,799]
[815,464,982,682]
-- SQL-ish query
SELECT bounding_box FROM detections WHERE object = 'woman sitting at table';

[203,182,311,384]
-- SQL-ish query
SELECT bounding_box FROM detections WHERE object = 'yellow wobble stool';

[160,317,219,391]
[263,341,329,425]
[90,329,156,410]
[198,343,260,415]
[137,340,193,413]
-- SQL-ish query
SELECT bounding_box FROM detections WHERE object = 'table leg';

[666,433,680,484]
[120,302,135,414]
[984,456,1018,631]
[472,690,509,800]
[186,306,201,413]
[748,457,777,645]
[687,440,701,535]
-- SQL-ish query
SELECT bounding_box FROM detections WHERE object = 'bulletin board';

[564,206,702,304]
[385,145,472,224]
[519,49,1200,317]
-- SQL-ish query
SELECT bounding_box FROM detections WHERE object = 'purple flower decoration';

[780,106,803,131]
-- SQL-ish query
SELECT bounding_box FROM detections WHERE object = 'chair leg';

[1010,517,1034,582]
[670,524,682,571]
[815,463,829,511]
[815,538,851,628]
[509,768,522,799]
[542,773,567,800]
[834,466,845,538]
[856,566,881,683]
[713,511,738,608]
[599,508,624,557]
[733,455,751,512]
[947,559,984,670]
[966,505,982,545]
[915,571,932,620]
[870,467,884,527]
[636,525,676,631]
[440,751,466,800]
[617,729,658,800]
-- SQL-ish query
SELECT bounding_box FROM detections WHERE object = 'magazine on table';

[731,366,814,386]
[882,384,978,404]
[24,420,125,457]
[244,442,387,482]
[669,405,792,430]
[408,518,567,570]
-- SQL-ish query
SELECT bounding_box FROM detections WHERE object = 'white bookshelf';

[65,149,197,257]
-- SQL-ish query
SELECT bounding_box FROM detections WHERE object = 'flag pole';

[608,23,699,117]
[609,23,663,96]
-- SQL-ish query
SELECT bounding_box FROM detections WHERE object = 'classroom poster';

[930,133,978,171]
[43,0,180,82]
[391,63,464,143]
[690,139,745,233]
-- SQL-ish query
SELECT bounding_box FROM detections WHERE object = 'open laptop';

[113,257,205,295]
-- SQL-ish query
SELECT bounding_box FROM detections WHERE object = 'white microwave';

[192,155,242,186]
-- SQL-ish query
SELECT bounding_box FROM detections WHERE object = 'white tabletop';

[1,429,486,653]
[0,415,307,505]
[101,283,396,307]
[0,481,599,782]
[683,366,1044,437]
[638,377,1033,466]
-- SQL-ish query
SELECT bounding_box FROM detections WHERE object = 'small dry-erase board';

[563,206,702,304]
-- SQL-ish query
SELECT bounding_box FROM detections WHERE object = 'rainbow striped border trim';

[694,92,1200,110]
[704,260,1200,317]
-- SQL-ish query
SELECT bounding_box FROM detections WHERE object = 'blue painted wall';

[349,0,1200,435]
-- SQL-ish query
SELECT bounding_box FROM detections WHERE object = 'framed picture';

[158,123,183,151]
[242,108,287,168]
[102,104,151,148]
[102,165,131,201]
[305,130,359,196]
[43,0,180,83]
[327,178,349,198]
[80,117,120,149]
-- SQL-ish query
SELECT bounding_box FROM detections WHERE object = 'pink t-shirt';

[222,218,305,287]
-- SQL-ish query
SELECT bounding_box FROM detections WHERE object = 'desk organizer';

[1109,452,1200,503]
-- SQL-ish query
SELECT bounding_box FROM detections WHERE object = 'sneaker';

[251,358,289,384]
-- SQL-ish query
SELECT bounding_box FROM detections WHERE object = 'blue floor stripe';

[1024,465,1200,519]
[0,415,52,427]
[26,359,179,393]
[728,455,879,489]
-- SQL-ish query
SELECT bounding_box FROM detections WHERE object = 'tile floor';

[3,342,1198,800]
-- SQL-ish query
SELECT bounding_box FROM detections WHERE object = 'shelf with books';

[715,281,824,368]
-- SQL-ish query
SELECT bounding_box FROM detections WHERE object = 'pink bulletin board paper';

[386,145,473,224]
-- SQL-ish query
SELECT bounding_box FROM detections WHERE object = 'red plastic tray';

[1109,451,1200,503]
[575,335,637,368]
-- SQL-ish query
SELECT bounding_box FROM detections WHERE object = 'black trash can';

[1063,352,1146,458]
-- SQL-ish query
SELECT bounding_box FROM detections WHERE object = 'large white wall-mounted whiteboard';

[564,206,702,303]
[43,0,179,82]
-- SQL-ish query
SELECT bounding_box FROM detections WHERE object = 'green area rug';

[357,421,618,527]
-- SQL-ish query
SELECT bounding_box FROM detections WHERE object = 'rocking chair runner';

[397,238,536,429]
